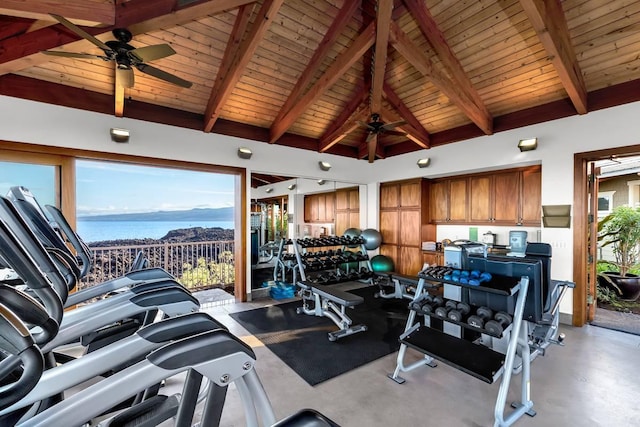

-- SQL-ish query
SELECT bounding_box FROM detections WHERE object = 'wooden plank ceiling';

[2,0,640,164]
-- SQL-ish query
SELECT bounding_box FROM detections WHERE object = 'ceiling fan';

[356,113,407,162]
[42,14,192,115]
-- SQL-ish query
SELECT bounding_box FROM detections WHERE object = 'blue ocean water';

[77,220,235,243]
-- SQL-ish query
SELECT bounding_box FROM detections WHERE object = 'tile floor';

[195,296,640,427]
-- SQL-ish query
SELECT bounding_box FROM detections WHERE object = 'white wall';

[4,95,640,314]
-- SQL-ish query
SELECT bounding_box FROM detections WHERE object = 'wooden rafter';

[358,137,384,160]
[403,0,491,126]
[203,4,254,131]
[0,0,255,75]
[389,21,493,135]
[203,0,284,132]
[320,104,370,152]
[370,0,393,115]
[271,1,360,132]
[0,0,114,25]
[519,0,587,114]
[269,21,376,143]
[382,82,430,148]
[319,83,370,152]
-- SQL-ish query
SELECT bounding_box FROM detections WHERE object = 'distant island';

[79,206,234,222]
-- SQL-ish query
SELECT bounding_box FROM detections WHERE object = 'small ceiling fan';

[356,113,407,162]
[42,14,192,105]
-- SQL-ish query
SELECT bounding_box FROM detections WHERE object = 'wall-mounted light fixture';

[318,161,331,171]
[518,138,538,152]
[237,147,252,159]
[110,128,130,143]
[417,158,431,168]
[265,187,274,193]
[287,184,296,190]
[317,179,326,185]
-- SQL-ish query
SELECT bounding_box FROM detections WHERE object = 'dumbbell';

[467,306,494,329]
[410,294,431,312]
[416,295,441,315]
[435,299,459,318]
[468,271,492,286]
[485,311,513,336]
[447,302,471,322]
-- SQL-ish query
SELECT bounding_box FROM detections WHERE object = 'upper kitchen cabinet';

[468,166,541,226]
[429,177,468,223]
[303,192,335,223]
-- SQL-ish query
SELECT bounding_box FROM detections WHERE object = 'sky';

[0,160,235,217]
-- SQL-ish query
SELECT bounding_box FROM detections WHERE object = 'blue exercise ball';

[361,228,382,250]
[371,254,394,272]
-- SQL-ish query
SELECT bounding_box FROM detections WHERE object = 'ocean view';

[77,220,235,243]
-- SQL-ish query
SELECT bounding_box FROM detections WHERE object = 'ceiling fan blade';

[42,51,105,60]
[380,120,407,131]
[115,67,134,89]
[357,120,375,131]
[368,134,378,163]
[129,44,176,63]
[136,64,193,88]
[49,14,112,53]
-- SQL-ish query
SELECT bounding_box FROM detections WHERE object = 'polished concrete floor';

[193,296,640,427]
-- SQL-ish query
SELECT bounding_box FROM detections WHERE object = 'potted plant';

[597,205,640,301]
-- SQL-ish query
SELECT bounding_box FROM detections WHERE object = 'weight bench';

[296,281,367,341]
[376,272,441,300]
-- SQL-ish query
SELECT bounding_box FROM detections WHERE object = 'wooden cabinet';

[380,179,434,275]
[455,166,541,226]
[423,250,443,267]
[304,192,335,223]
[429,177,468,223]
[334,187,359,235]
[520,167,542,225]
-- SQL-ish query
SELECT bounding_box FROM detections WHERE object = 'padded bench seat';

[311,284,364,307]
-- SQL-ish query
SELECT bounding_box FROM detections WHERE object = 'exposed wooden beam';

[319,82,370,151]
[272,1,360,129]
[320,104,370,152]
[114,81,124,118]
[0,16,34,41]
[389,21,493,135]
[357,137,384,161]
[403,0,491,125]
[203,0,284,132]
[203,4,254,131]
[269,21,376,143]
[0,0,114,26]
[382,82,430,148]
[370,0,393,115]
[0,0,254,75]
[379,107,429,150]
[519,0,587,114]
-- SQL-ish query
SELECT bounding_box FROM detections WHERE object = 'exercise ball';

[371,255,394,273]
[343,227,362,248]
[361,228,382,250]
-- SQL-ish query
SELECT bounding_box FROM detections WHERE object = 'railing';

[79,240,236,294]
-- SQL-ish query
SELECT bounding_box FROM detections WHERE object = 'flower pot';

[598,272,640,301]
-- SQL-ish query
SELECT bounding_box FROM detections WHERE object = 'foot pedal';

[106,394,179,427]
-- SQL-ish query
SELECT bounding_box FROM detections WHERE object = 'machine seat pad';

[390,273,419,286]
[311,285,364,307]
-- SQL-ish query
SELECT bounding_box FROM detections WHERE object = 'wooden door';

[335,211,349,236]
[400,210,421,246]
[348,188,359,210]
[400,180,421,207]
[448,178,468,222]
[469,176,491,222]
[429,180,448,222]
[520,168,542,225]
[335,190,349,210]
[324,193,335,222]
[492,171,520,223]
[380,183,399,209]
[380,210,399,245]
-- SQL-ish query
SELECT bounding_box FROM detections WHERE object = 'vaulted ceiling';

[2,0,640,165]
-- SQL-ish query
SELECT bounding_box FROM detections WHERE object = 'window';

[597,191,615,217]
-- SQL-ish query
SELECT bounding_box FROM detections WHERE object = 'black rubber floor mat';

[230,286,407,386]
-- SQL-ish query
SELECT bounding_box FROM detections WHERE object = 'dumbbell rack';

[389,268,536,427]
